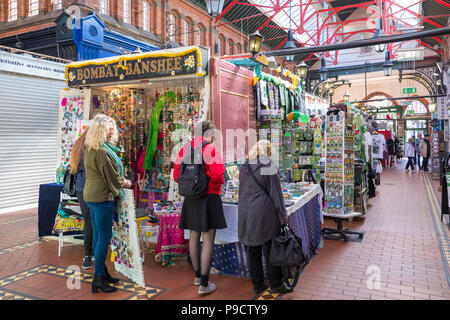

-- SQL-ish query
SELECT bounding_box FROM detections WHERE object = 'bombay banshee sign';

[66,47,202,86]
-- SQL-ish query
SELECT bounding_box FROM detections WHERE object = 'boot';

[104,267,120,284]
[91,275,117,293]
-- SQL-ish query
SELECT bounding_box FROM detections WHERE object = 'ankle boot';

[91,275,117,293]
[104,267,120,284]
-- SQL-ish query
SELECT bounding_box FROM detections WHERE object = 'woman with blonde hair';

[69,128,94,269]
[84,114,132,293]
[238,139,292,295]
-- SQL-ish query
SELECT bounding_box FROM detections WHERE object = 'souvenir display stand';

[322,106,364,242]
[63,46,210,286]
[38,89,92,239]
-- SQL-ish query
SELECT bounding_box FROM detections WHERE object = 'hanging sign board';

[65,47,206,87]
[0,50,66,80]
[437,96,448,120]
[402,88,417,94]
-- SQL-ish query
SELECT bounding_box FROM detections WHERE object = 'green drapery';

[143,91,176,170]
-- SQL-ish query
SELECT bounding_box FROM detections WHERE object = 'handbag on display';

[63,168,77,197]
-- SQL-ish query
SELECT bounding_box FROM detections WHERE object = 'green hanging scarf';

[102,141,125,197]
[143,91,176,170]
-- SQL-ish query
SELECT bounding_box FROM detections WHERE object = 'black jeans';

[77,191,93,257]
[422,156,429,171]
[247,240,283,290]
[405,157,415,170]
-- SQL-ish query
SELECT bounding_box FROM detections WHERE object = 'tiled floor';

[0,159,449,300]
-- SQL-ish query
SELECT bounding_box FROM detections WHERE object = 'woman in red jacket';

[173,120,226,296]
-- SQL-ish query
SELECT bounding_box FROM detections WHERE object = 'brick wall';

[0,0,279,59]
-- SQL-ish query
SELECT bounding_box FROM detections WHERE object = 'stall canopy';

[65,46,209,87]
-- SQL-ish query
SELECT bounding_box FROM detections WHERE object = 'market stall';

[184,180,323,277]
[62,46,210,286]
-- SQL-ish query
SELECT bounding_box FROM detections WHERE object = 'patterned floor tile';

[0,264,167,300]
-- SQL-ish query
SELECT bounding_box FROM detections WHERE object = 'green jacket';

[83,147,124,203]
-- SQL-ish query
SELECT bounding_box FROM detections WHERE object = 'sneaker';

[198,282,216,295]
[82,256,93,269]
[194,277,201,286]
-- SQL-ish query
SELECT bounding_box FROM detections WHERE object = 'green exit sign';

[403,87,417,94]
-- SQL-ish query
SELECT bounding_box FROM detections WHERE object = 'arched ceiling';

[191,0,450,65]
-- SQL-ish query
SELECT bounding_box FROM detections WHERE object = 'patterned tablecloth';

[154,213,189,266]
[207,194,323,277]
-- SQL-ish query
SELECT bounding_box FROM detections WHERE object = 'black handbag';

[63,168,77,197]
[269,225,306,268]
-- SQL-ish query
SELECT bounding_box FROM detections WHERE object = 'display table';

[322,211,364,242]
[38,183,64,237]
[184,184,324,277]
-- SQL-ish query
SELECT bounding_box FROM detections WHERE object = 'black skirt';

[179,194,227,232]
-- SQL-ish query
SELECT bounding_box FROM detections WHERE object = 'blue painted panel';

[73,13,160,60]
[81,15,104,45]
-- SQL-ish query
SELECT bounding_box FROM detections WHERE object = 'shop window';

[100,0,109,15]
[403,100,428,117]
[29,0,39,16]
[123,0,131,24]
[53,0,62,10]
[8,0,17,21]
[236,43,242,54]
[167,13,176,42]
[228,40,234,55]
[143,0,150,31]
[219,35,226,56]
[183,20,190,46]
[194,25,201,46]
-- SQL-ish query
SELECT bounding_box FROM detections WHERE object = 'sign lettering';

[66,50,199,86]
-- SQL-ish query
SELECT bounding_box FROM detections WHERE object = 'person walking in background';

[415,133,423,170]
[420,134,431,172]
[84,114,132,293]
[173,120,227,296]
[405,137,416,172]
[238,140,293,295]
[69,128,94,269]
[410,135,416,166]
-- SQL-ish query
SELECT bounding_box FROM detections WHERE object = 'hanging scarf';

[102,141,125,197]
[143,91,175,170]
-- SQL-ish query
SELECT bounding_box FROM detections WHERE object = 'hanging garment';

[279,85,286,106]
[364,132,373,161]
[273,84,280,109]
[143,92,175,170]
[255,81,262,121]
[284,86,290,112]
[371,134,386,160]
[367,161,376,198]
[299,92,306,114]
[267,82,276,110]
[259,79,269,107]
[387,137,395,155]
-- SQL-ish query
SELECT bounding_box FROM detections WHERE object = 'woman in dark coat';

[238,140,292,295]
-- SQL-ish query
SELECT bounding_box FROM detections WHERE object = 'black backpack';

[63,168,77,197]
[177,142,210,199]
